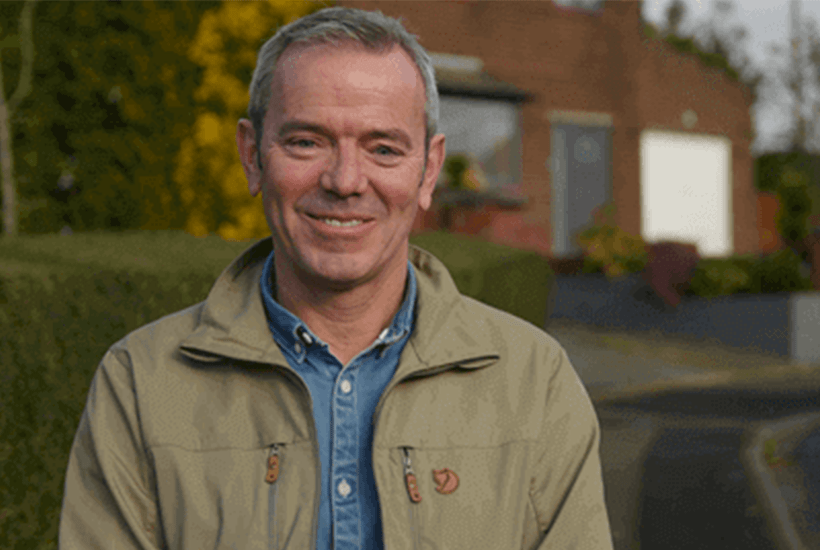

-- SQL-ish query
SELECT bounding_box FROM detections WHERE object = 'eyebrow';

[277,121,330,139]
[278,121,414,149]
[366,129,413,149]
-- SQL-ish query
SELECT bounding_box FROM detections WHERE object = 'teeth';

[321,218,363,227]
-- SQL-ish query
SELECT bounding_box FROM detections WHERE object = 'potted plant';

[572,202,649,279]
[437,153,488,231]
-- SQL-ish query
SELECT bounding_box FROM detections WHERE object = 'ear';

[237,119,262,197]
[418,133,446,211]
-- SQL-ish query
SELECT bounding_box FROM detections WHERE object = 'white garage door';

[640,131,732,258]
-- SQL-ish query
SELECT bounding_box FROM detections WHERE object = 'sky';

[642,0,820,154]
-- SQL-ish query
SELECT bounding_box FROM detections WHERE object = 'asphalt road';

[545,319,820,550]
[792,429,820,539]
[596,392,820,550]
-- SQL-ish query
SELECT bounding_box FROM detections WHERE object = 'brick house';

[338,0,758,259]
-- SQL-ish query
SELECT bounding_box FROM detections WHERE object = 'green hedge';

[410,231,554,328]
[0,265,224,549]
[0,229,554,550]
[687,248,814,298]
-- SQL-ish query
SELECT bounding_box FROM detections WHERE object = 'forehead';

[268,41,426,130]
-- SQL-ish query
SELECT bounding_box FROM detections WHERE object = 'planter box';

[548,273,820,365]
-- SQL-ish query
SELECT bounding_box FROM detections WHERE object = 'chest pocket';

[373,361,550,548]
[376,443,537,550]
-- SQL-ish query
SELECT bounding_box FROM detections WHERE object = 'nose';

[320,141,367,197]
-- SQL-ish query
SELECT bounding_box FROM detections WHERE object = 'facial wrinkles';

[284,45,423,134]
[297,192,385,221]
[269,46,427,220]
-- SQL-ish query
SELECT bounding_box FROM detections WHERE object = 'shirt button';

[337,480,351,498]
[294,342,302,354]
[340,380,352,394]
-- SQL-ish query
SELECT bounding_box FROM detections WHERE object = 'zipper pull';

[402,447,422,503]
[266,444,279,484]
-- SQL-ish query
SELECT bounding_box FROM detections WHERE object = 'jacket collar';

[180,237,500,375]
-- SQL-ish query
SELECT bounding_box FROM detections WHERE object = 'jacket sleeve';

[529,345,614,550]
[59,345,165,550]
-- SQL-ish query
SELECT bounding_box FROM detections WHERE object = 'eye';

[291,138,316,149]
[373,145,398,157]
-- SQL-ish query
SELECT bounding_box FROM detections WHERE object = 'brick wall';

[338,0,756,257]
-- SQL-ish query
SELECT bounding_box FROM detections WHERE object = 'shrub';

[443,153,470,188]
[0,232,250,550]
[573,203,649,279]
[748,249,814,294]
[409,231,554,328]
[441,153,487,191]
[687,249,813,298]
[0,266,222,550]
[640,241,701,307]
[689,258,753,298]
[776,167,812,257]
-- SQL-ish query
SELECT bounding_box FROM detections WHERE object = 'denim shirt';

[259,251,417,550]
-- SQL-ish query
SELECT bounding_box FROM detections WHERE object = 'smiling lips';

[321,218,363,227]
[306,212,373,228]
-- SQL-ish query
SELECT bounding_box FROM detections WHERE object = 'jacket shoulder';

[458,294,567,366]
[106,301,206,372]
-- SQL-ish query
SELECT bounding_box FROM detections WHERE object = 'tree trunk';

[805,231,820,291]
[0,68,14,238]
[0,0,37,238]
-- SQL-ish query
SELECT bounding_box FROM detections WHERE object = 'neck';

[273,257,409,366]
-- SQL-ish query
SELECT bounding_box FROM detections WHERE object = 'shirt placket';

[331,364,360,550]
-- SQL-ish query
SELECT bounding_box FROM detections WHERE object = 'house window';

[437,95,522,190]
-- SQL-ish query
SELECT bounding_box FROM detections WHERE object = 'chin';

[302,252,379,287]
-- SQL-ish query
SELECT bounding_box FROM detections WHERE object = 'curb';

[741,412,820,550]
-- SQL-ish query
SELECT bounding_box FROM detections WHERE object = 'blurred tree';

[2,1,218,235]
[767,0,820,154]
[651,0,764,104]
[695,0,764,100]
[0,0,35,238]
[175,0,321,241]
[664,0,685,37]
[752,0,820,288]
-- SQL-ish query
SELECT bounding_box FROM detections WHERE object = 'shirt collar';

[259,250,417,363]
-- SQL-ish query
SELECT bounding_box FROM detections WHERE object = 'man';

[59,7,612,549]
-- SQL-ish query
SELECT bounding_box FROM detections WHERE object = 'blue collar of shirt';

[259,250,417,366]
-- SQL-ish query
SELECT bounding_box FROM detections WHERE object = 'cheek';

[267,162,322,206]
[380,167,424,209]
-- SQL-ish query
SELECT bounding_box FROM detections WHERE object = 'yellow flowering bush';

[573,203,649,279]
[175,0,318,241]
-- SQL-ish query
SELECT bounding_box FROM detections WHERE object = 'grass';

[763,438,795,470]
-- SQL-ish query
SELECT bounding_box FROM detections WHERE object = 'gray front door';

[551,124,611,257]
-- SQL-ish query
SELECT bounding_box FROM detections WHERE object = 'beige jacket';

[59,237,613,549]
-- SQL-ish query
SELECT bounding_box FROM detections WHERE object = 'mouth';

[305,213,371,228]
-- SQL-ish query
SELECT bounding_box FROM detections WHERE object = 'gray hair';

[247,7,439,166]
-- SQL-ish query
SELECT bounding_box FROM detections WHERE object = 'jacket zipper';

[271,367,320,550]
[267,444,279,550]
[402,447,421,550]
[372,361,495,548]
[402,447,421,503]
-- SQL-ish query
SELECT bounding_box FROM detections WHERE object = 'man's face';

[238,42,445,291]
